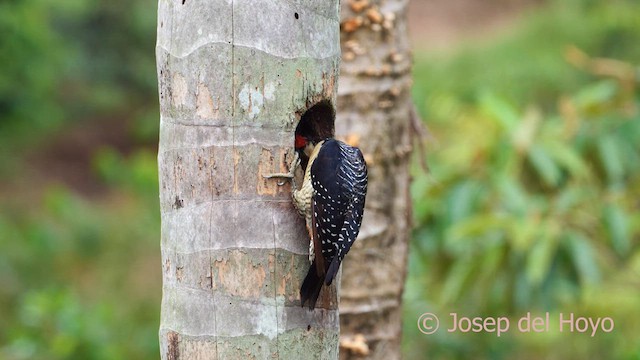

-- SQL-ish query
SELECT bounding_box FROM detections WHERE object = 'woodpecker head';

[295,134,320,159]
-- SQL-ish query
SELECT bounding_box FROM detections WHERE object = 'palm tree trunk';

[156,0,341,358]
[336,0,414,358]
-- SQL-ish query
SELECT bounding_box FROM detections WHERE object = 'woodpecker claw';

[262,173,294,179]
[262,173,293,187]
[262,152,300,187]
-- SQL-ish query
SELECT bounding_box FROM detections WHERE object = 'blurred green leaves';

[0,0,160,358]
[3,287,158,360]
[0,0,65,138]
[412,56,639,309]
[93,148,158,197]
[0,183,160,359]
[0,0,159,154]
[407,0,640,358]
[0,0,162,350]
[2,0,639,358]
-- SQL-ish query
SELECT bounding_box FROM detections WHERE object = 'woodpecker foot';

[263,152,300,186]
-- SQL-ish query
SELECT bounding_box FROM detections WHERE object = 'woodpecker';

[290,134,368,309]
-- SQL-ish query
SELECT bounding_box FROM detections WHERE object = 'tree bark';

[156,0,341,358]
[336,0,413,359]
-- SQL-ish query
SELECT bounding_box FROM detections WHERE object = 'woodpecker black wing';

[311,139,368,285]
[300,139,368,309]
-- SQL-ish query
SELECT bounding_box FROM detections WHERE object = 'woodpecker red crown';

[295,134,307,149]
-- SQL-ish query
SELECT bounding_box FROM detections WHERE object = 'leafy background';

[0,0,638,358]
[405,0,640,358]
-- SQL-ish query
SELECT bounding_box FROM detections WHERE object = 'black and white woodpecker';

[266,133,368,309]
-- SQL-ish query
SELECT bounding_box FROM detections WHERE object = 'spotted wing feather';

[310,139,368,286]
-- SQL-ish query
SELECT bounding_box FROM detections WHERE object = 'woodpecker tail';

[325,257,341,286]
[300,260,324,310]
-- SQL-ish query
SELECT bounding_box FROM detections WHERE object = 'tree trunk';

[156,0,341,358]
[336,0,413,359]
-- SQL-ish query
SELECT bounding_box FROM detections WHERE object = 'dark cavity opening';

[296,100,334,142]
[294,12,299,19]
[295,100,335,169]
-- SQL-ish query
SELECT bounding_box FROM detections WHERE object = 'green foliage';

[0,0,65,142]
[0,184,160,359]
[6,288,127,359]
[412,0,640,111]
[2,0,639,358]
[56,0,159,114]
[0,0,160,357]
[406,0,640,358]
[0,0,158,157]
[93,148,159,198]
